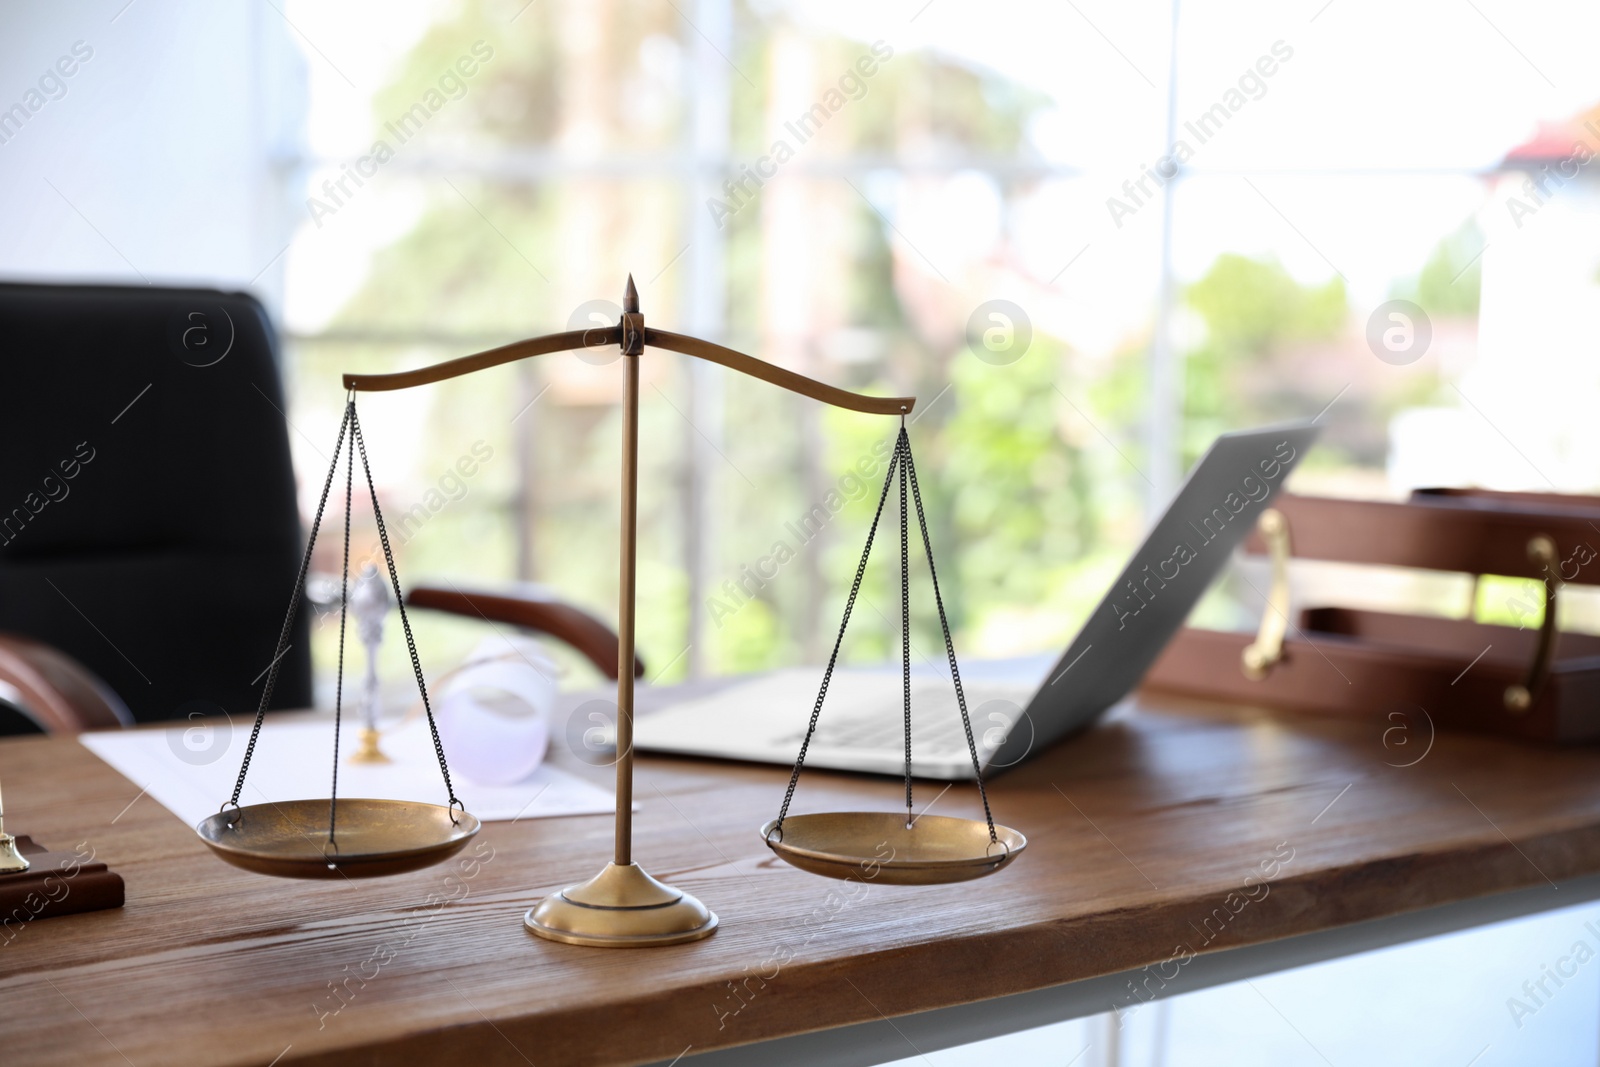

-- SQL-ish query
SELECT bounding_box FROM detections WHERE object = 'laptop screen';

[994,421,1319,764]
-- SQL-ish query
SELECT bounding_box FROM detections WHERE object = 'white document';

[80,716,616,828]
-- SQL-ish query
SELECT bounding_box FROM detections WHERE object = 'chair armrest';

[0,633,133,734]
[405,586,645,681]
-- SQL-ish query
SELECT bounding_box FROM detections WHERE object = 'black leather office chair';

[0,282,642,738]
[0,282,311,733]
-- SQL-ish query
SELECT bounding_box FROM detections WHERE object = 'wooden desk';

[3,691,1600,1067]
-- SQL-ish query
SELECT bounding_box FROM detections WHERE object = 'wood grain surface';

[3,689,1599,1067]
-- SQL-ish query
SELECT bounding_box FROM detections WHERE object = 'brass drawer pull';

[1505,534,1558,714]
[1242,508,1291,681]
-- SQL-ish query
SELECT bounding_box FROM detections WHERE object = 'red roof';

[1500,104,1600,166]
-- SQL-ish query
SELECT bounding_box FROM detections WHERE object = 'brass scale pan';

[197,399,480,878]
[759,425,1026,884]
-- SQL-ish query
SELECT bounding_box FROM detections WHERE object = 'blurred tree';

[310,0,1067,681]
[1178,254,1346,465]
[942,342,1091,623]
[1088,253,1353,486]
[1397,219,1485,318]
[1185,253,1346,351]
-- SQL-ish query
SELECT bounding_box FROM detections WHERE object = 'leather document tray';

[1142,488,1600,742]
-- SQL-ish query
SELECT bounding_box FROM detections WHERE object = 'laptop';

[634,422,1318,779]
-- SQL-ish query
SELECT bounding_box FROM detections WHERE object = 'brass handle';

[1241,508,1291,681]
[1505,534,1559,714]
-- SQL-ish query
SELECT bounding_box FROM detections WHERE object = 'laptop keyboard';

[780,710,995,761]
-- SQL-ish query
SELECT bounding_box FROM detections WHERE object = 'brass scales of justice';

[195,277,1025,948]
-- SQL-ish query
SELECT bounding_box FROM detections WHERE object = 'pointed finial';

[620,275,644,355]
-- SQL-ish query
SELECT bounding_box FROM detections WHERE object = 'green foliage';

[1474,574,1546,630]
[708,595,782,675]
[310,1,1077,682]
[334,190,559,335]
[1179,254,1346,463]
[1088,253,1362,475]
[373,0,676,149]
[943,344,1091,614]
[1185,253,1347,352]
[1394,220,1484,318]
[850,46,1046,156]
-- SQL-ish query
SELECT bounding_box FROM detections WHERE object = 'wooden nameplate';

[0,836,124,934]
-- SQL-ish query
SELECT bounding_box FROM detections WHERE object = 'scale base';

[348,726,391,764]
[525,862,718,947]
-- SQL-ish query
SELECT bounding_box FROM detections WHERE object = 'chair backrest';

[0,282,311,727]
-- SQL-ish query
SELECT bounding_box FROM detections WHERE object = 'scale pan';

[196,799,479,879]
[761,812,1024,885]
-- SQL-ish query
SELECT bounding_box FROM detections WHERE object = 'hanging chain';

[771,425,999,846]
[903,435,998,844]
[898,431,913,826]
[350,405,463,820]
[773,435,903,835]
[328,405,355,843]
[227,403,352,816]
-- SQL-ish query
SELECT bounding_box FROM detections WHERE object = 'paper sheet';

[80,716,616,828]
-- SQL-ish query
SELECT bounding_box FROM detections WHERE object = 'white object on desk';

[81,714,614,829]
[436,635,558,786]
